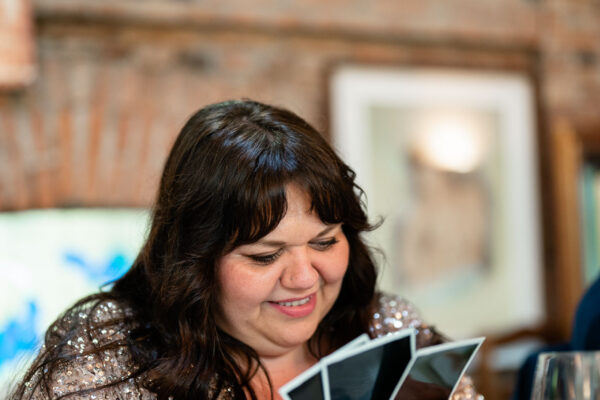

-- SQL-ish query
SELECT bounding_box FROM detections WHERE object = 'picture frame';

[330,65,544,338]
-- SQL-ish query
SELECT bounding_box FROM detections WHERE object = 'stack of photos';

[279,330,484,400]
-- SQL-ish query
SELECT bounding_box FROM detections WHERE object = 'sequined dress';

[18,294,482,399]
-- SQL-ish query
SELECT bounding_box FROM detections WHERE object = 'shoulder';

[572,276,600,349]
[16,298,155,400]
[368,292,443,348]
[46,298,134,351]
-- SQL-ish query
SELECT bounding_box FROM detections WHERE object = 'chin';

[278,321,320,348]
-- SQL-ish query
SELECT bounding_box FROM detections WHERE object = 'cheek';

[319,239,350,284]
[218,261,278,308]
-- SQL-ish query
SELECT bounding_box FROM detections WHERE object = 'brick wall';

[1,0,599,210]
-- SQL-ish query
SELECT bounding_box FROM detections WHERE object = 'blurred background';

[2,0,600,398]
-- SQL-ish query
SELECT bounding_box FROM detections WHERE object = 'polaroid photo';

[279,334,371,400]
[391,337,485,400]
[322,329,415,400]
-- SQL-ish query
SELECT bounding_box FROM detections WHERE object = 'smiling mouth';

[273,295,313,307]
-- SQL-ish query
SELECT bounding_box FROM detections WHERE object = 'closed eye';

[310,238,338,251]
[247,249,283,265]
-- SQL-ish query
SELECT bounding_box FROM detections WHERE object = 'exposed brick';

[0,0,597,213]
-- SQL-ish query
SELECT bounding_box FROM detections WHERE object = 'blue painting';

[0,208,149,393]
[0,301,38,365]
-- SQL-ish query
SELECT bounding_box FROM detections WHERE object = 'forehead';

[283,184,313,216]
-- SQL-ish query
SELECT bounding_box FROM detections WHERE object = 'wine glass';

[531,351,600,400]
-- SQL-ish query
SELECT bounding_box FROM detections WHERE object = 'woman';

[12,100,481,400]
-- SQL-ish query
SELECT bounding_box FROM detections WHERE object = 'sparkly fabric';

[22,301,155,400]
[19,294,482,399]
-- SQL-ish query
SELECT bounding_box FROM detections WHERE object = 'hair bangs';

[300,173,348,226]
[224,176,352,253]
[224,172,289,250]
[223,137,356,251]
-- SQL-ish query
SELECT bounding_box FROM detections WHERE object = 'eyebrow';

[255,224,340,247]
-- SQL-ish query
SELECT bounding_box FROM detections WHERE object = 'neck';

[250,344,317,400]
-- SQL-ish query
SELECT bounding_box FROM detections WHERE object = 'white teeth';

[277,296,311,307]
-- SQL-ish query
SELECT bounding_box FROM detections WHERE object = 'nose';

[280,248,319,290]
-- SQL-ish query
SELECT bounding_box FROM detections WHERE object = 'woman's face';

[216,184,349,357]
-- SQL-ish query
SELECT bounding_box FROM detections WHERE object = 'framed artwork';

[0,208,149,394]
[330,66,544,339]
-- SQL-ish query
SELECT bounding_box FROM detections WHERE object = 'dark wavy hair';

[12,100,378,400]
